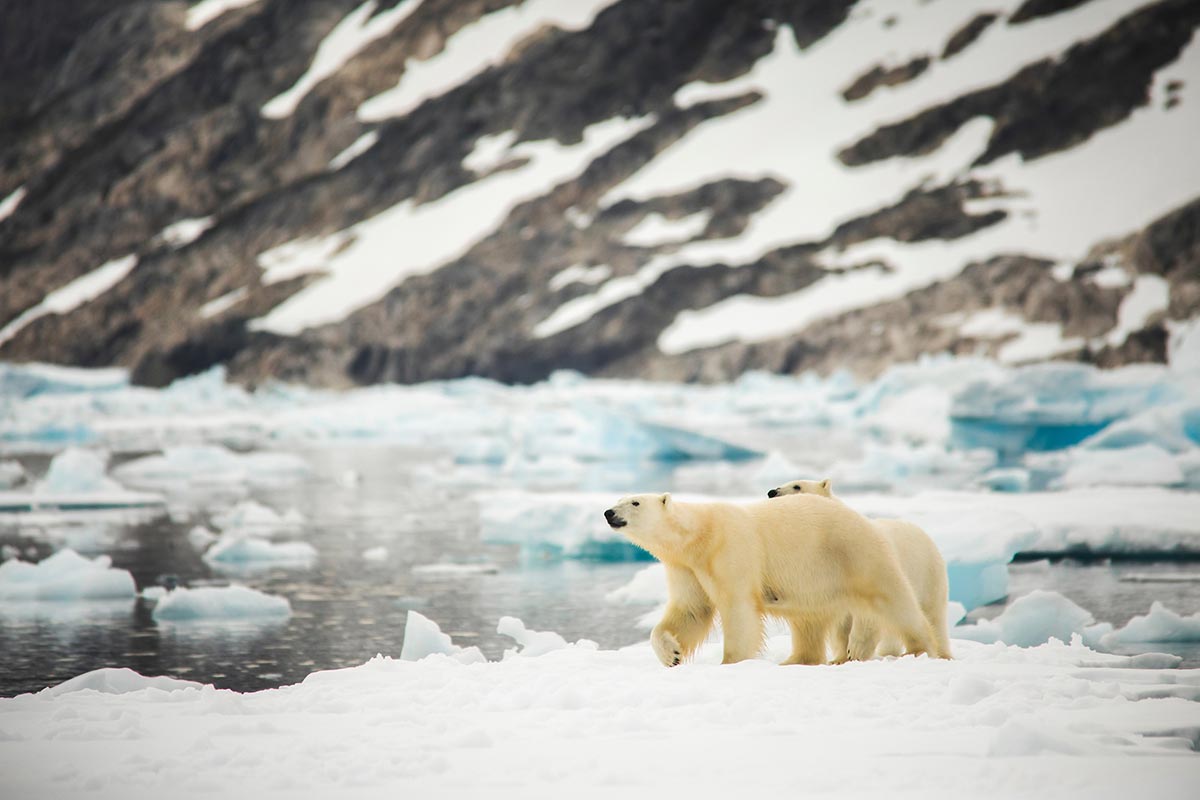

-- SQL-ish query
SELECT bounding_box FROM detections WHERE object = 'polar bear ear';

[820,478,832,492]
[660,493,671,506]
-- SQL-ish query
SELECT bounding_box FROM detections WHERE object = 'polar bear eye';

[631,501,640,507]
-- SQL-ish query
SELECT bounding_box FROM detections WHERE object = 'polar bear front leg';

[717,596,765,664]
[651,565,715,667]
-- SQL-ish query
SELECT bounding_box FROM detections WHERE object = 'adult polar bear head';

[766,478,831,498]
[604,493,680,560]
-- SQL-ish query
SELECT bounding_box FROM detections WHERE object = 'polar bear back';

[676,494,898,614]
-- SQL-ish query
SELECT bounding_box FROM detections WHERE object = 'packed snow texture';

[3,613,1199,798]
[151,584,292,621]
[0,549,136,603]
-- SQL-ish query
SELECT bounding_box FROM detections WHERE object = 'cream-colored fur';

[604,492,944,666]
[766,478,952,662]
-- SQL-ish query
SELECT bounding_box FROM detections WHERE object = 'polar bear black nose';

[767,489,778,498]
[604,508,616,521]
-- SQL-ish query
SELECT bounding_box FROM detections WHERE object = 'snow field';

[2,614,1198,798]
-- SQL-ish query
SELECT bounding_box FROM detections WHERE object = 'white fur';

[604,492,948,666]
[767,478,952,661]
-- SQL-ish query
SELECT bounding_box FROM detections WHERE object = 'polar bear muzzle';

[604,508,626,528]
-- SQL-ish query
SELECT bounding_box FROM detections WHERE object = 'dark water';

[0,446,651,697]
[2,446,1199,696]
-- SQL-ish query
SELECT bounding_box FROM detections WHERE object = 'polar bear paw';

[652,629,683,667]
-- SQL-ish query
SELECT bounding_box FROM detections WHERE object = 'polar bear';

[603,493,945,666]
[766,478,951,662]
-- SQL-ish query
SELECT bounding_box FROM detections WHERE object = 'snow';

[3,615,1199,797]
[950,307,1086,365]
[197,286,247,319]
[1168,317,1200,371]
[621,210,711,248]
[261,0,420,119]
[328,129,379,170]
[1107,274,1171,346]
[497,615,594,657]
[185,0,259,31]
[1042,443,1184,489]
[0,185,26,221]
[357,0,620,121]
[398,610,485,663]
[548,263,612,291]
[251,115,653,335]
[462,130,518,173]
[151,585,292,621]
[0,549,135,602]
[0,255,137,347]
[544,0,1197,348]
[156,216,214,248]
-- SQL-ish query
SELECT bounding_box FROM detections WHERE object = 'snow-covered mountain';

[1,0,1197,386]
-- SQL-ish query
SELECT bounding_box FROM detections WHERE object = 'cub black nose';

[604,508,616,521]
[767,489,778,498]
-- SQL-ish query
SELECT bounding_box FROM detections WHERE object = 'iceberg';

[0,549,136,602]
[151,585,292,622]
[1100,601,1200,645]
[952,590,1108,648]
[210,499,305,535]
[497,615,595,657]
[478,490,654,562]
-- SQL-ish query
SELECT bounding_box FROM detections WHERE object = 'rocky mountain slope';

[1,0,1197,387]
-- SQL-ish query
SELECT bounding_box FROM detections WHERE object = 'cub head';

[766,478,832,499]
[603,493,677,558]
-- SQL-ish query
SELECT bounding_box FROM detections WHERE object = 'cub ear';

[661,492,671,506]
[820,478,832,492]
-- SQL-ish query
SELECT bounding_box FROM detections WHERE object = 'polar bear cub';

[766,478,951,662]
[603,492,945,666]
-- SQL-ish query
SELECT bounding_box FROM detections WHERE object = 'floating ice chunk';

[399,610,486,664]
[362,546,388,562]
[202,535,317,569]
[210,499,304,535]
[952,591,1109,648]
[0,460,26,489]
[498,616,595,657]
[40,667,204,697]
[411,562,497,575]
[152,585,291,622]
[1081,402,1200,452]
[981,467,1030,492]
[0,549,136,602]
[113,446,309,492]
[140,586,168,601]
[1101,602,1200,645]
[35,448,122,494]
[188,525,219,550]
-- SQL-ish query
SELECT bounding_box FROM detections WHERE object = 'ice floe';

[151,585,292,622]
[0,549,135,603]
